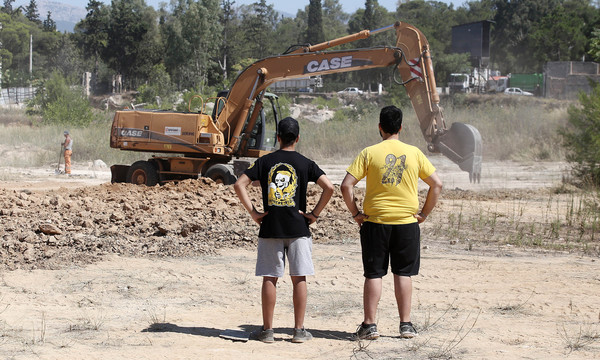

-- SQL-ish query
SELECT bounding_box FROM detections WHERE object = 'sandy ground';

[0,159,599,359]
[0,244,598,359]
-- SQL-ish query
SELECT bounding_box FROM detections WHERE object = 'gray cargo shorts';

[255,236,314,277]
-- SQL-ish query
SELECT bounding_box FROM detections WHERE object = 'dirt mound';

[0,179,358,270]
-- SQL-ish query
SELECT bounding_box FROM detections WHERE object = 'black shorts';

[359,221,420,278]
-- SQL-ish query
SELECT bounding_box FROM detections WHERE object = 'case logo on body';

[119,128,145,138]
[305,56,353,73]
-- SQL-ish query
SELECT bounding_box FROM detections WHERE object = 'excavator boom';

[219,21,482,181]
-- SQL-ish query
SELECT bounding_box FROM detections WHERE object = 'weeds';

[68,312,105,331]
[427,310,481,360]
[146,306,169,331]
[437,188,600,255]
[558,322,600,353]
[495,291,535,314]
[30,312,46,344]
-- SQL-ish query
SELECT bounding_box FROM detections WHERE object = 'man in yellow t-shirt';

[341,105,442,340]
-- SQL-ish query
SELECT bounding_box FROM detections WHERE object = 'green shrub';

[561,82,600,186]
[136,64,176,108]
[27,71,100,127]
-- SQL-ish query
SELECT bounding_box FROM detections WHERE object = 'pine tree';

[43,11,56,31]
[25,0,40,23]
[305,0,324,44]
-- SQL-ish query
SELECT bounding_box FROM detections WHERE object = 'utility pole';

[29,34,33,77]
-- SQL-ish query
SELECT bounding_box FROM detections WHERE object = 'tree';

[104,0,160,89]
[589,28,600,62]
[74,0,109,93]
[27,71,98,126]
[322,0,348,40]
[25,0,40,23]
[136,63,175,106]
[43,11,56,31]
[305,0,324,44]
[492,0,559,73]
[529,0,596,68]
[219,0,236,86]
[160,0,222,90]
[347,0,394,91]
[2,0,14,14]
[561,81,600,186]
[239,0,278,58]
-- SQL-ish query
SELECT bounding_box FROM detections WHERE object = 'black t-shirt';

[244,150,325,238]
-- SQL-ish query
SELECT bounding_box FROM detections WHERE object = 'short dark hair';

[278,117,299,147]
[379,105,403,134]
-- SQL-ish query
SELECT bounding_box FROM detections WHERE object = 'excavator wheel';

[205,164,237,185]
[127,160,159,186]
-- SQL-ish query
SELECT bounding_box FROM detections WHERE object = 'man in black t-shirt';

[234,117,334,343]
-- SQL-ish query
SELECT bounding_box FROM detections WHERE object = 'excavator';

[110,21,482,185]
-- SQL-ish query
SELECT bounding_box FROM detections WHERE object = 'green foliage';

[306,0,324,44]
[25,0,40,23]
[492,0,560,73]
[27,71,99,127]
[382,83,411,109]
[174,89,209,112]
[42,11,56,32]
[73,0,109,67]
[238,0,279,59]
[588,28,600,62]
[530,2,591,64]
[311,96,340,110]
[136,63,175,108]
[433,53,471,86]
[161,0,223,91]
[561,81,600,186]
[104,0,160,88]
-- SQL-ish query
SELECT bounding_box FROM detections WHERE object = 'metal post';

[29,34,33,76]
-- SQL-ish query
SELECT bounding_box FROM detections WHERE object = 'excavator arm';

[218,21,482,181]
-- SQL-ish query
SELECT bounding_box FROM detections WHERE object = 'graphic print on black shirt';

[381,153,407,186]
[244,150,325,238]
[268,163,297,207]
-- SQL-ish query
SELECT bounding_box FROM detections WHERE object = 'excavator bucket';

[433,122,482,183]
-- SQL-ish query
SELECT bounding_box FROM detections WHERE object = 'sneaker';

[354,323,379,340]
[291,327,313,343]
[400,322,418,338]
[250,327,274,343]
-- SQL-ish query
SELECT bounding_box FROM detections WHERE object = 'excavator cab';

[247,92,280,151]
[214,90,281,154]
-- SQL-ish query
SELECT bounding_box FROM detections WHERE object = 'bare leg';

[262,277,278,329]
[291,276,307,329]
[363,277,382,324]
[394,275,412,322]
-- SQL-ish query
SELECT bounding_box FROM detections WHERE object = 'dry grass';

[428,188,600,255]
[0,94,572,168]
[297,94,570,162]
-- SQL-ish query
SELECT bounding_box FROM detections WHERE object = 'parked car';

[504,87,533,96]
[337,87,363,95]
[297,87,313,93]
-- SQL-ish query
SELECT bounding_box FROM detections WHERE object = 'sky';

[231,0,466,16]
[94,0,466,15]
[23,0,466,16]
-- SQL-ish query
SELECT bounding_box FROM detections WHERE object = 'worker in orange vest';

[62,130,73,175]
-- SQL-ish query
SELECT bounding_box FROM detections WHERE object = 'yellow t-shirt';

[346,139,436,224]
